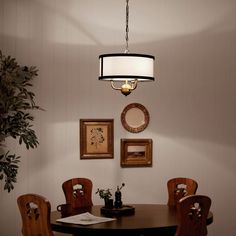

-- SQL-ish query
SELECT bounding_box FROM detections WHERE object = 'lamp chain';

[125,0,129,53]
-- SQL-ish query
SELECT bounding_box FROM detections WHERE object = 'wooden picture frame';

[80,119,114,159]
[120,139,152,167]
[121,103,150,133]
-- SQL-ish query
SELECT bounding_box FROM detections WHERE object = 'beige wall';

[0,0,236,235]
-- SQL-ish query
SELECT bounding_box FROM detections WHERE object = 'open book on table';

[56,212,116,225]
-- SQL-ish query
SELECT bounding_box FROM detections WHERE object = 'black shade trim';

[99,75,155,81]
[99,53,155,60]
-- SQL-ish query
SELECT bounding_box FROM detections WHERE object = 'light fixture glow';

[98,0,155,96]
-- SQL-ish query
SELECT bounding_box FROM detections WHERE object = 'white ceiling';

[7,0,236,46]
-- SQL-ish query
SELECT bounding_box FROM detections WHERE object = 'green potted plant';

[95,188,113,208]
[0,50,42,192]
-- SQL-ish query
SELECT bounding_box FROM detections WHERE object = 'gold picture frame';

[80,119,114,159]
[120,139,153,167]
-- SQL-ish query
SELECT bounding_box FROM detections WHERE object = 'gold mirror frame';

[121,103,150,133]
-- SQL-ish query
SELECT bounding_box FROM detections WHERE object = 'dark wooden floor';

[54,233,72,236]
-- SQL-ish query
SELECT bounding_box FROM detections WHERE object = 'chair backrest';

[175,195,211,236]
[62,178,93,209]
[17,193,54,236]
[167,177,198,207]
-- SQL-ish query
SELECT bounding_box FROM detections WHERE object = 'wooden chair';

[17,193,54,236]
[62,178,93,209]
[167,177,198,207]
[175,195,212,236]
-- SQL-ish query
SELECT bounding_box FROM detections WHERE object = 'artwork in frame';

[80,119,114,159]
[120,139,153,167]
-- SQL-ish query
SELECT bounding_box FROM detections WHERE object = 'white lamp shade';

[99,53,155,81]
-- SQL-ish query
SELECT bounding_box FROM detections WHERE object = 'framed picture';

[120,139,152,167]
[80,119,114,159]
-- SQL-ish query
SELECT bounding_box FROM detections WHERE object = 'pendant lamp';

[98,0,155,96]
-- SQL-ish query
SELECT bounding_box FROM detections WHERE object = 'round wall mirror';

[121,103,150,133]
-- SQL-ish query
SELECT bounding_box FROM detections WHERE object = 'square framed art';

[80,119,114,159]
[120,138,152,167]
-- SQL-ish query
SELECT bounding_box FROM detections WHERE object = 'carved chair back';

[167,177,198,207]
[62,178,93,209]
[175,195,211,236]
[17,193,54,236]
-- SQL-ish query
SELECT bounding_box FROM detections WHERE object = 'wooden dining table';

[51,204,213,236]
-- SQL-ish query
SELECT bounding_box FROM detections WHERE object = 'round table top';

[51,204,213,236]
